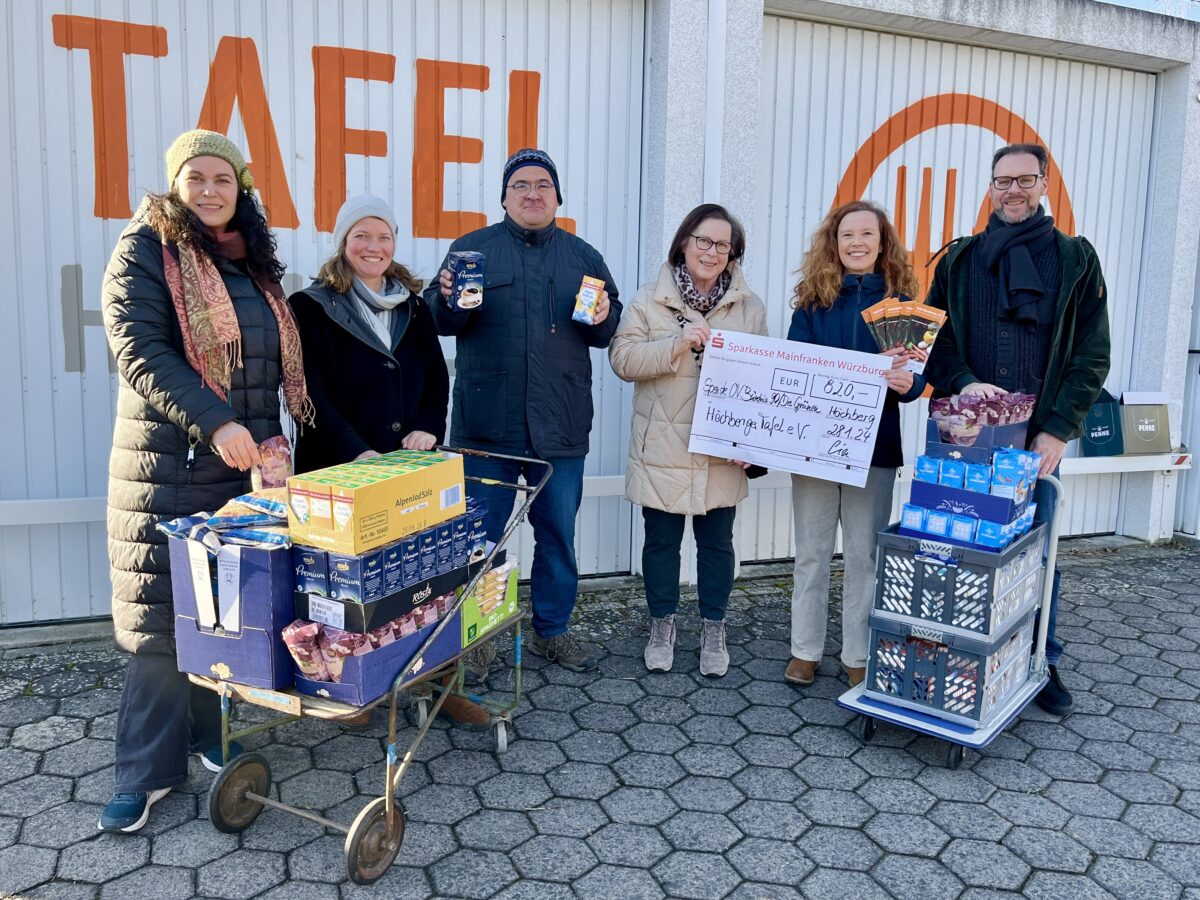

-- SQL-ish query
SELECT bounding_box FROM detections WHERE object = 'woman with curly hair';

[100,130,312,833]
[784,201,924,689]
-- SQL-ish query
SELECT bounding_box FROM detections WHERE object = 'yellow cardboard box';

[287,452,466,554]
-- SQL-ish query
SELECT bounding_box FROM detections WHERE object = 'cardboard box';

[924,419,1028,465]
[292,545,328,597]
[1120,392,1171,454]
[169,539,296,689]
[287,451,466,554]
[327,549,385,604]
[461,568,520,648]
[909,480,1028,526]
[1080,388,1125,457]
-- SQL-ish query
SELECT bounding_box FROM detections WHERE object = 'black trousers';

[642,506,737,621]
[113,652,221,793]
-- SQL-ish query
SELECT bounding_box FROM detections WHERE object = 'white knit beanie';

[332,194,398,250]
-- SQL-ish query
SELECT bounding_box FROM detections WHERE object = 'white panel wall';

[740,16,1157,562]
[0,0,644,624]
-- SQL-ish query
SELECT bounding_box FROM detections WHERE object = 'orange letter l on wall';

[52,15,168,219]
[312,46,396,233]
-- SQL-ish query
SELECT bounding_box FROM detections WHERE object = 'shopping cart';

[187,447,549,884]
[837,474,1064,769]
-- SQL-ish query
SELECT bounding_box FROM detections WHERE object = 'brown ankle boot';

[438,693,491,727]
[785,657,818,685]
[841,664,866,687]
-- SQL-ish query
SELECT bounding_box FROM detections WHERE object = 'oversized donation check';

[688,331,889,487]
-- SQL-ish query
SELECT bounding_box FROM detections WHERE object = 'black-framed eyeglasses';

[691,234,732,255]
[991,174,1042,190]
[507,180,556,196]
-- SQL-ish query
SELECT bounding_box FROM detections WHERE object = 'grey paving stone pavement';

[0,539,1198,898]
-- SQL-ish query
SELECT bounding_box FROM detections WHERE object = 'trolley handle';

[1031,473,1066,675]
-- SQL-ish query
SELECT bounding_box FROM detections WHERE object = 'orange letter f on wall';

[312,46,396,233]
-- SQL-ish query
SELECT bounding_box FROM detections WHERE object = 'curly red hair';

[791,201,919,309]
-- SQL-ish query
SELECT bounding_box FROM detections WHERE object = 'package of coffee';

[448,251,485,311]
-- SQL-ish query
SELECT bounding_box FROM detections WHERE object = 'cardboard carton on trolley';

[287,451,466,555]
[168,538,295,690]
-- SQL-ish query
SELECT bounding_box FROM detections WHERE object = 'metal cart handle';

[1031,473,1066,674]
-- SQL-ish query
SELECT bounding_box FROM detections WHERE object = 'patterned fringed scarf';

[672,263,732,314]
[160,236,315,428]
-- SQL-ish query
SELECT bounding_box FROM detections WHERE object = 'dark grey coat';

[102,209,283,655]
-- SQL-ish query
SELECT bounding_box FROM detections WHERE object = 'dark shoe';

[97,788,171,833]
[1035,664,1073,716]
[194,740,244,773]
[338,710,374,730]
[840,664,865,687]
[438,693,491,728]
[785,657,818,685]
[527,630,598,672]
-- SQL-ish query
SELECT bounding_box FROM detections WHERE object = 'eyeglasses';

[691,235,732,254]
[507,180,556,196]
[991,174,1042,190]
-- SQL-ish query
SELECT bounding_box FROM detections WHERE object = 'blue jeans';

[463,453,585,638]
[114,652,221,793]
[1033,475,1063,666]
[642,506,737,621]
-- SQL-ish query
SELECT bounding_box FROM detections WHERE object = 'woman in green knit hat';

[99,129,312,833]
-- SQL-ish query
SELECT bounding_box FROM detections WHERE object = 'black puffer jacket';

[424,215,621,457]
[102,204,283,655]
[289,282,449,472]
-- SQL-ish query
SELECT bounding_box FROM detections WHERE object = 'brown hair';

[992,143,1048,176]
[315,249,423,296]
[667,203,746,268]
[791,201,918,310]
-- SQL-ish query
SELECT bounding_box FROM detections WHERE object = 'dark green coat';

[924,230,1111,443]
[102,204,284,655]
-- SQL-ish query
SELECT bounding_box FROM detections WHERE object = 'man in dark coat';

[425,148,622,672]
[925,142,1111,716]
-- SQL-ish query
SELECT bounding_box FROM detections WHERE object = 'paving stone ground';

[1,539,1198,899]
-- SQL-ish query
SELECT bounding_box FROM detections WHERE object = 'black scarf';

[981,206,1056,327]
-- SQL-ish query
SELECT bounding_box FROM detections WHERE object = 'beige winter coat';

[609,262,769,516]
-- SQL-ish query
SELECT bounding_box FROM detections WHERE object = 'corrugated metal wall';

[739,15,1157,562]
[0,0,645,625]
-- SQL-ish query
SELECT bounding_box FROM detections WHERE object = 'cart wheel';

[207,752,271,833]
[946,744,965,770]
[857,715,876,744]
[494,721,509,754]
[345,797,404,885]
[415,698,429,727]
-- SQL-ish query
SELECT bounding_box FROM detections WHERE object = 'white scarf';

[351,277,409,351]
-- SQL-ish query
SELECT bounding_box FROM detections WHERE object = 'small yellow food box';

[287,450,466,555]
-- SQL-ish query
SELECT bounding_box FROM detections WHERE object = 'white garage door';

[0,0,645,624]
[740,15,1157,562]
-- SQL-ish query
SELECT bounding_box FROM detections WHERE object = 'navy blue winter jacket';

[425,215,621,458]
[786,273,924,469]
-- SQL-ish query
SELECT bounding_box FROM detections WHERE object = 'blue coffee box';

[924,510,952,537]
[938,458,967,489]
[466,499,488,562]
[292,545,328,596]
[975,519,1009,549]
[418,527,438,580]
[950,514,978,543]
[965,464,992,493]
[451,513,469,569]
[382,541,404,595]
[435,522,454,574]
[400,534,421,586]
[914,455,941,484]
[328,548,385,604]
[900,503,927,531]
[990,450,1024,500]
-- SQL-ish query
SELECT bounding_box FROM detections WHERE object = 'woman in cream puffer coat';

[610,204,768,678]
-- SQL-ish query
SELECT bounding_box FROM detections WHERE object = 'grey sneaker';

[527,630,598,672]
[463,639,497,684]
[644,615,677,672]
[699,618,729,677]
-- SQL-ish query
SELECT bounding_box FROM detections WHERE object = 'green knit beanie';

[165,129,254,192]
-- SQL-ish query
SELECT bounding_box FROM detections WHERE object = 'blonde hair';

[316,247,423,296]
[791,201,919,309]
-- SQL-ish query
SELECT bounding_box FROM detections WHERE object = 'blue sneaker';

[98,788,171,833]
[194,741,244,773]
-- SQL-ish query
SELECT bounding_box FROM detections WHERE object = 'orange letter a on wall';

[198,37,298,228]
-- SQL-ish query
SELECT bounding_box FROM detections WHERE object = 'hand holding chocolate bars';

[860,296,946,374]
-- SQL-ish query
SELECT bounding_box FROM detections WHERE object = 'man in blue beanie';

[426,148,622,672]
